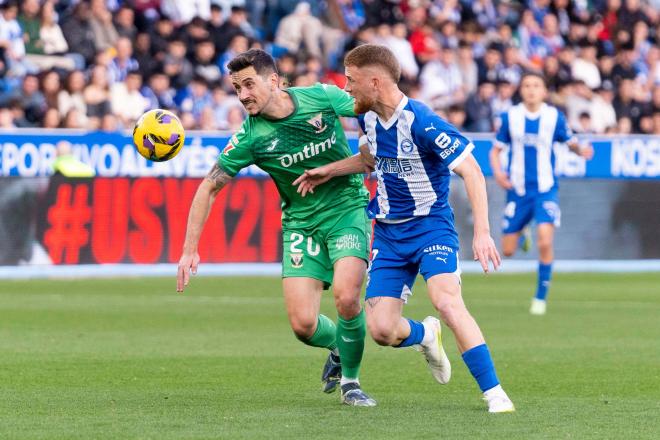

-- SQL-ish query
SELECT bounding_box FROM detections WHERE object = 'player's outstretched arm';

[177,164,232,292]
[453,155,502,273]
[293,148,374,197]
[489,143,513,190]
[567,139,594,160]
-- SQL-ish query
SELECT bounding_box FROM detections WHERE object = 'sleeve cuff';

[448,142,475,171]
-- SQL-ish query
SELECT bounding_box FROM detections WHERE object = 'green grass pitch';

[1,273,659,439]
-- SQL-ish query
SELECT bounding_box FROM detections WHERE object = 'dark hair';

[227,49,278,76]
[520,71,547,86]
[344,44,401,83]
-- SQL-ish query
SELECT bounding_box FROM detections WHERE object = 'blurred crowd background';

[0,0,659,134]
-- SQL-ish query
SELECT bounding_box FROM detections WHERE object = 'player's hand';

[177,252,200,293]
[292,166,332,197]
[579,143,594,160]
[494,171,513,190]
[358,143,375,173]
[472,232,501,273]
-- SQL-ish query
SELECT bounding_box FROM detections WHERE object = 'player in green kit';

[176,49,376,406]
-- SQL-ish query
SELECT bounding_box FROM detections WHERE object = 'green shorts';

[282,207,371,289]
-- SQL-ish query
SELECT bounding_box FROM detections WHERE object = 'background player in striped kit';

[294,44,514,413]
[490,72,594,315]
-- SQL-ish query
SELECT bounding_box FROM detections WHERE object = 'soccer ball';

[133,109,185,162]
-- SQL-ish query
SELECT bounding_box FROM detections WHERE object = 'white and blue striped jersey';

[357,96,474,220]
[496,103,575,196]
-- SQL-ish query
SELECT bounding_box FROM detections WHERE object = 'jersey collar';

[377,95,408,130]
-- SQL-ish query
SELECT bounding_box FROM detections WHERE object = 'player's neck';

[373,90,405,121]
[523,101,543,113]
[261,90,295,119]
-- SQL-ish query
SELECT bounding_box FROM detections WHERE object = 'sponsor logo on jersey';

[307,113,327,133]
[291,253,303,268]
[231,134,240,145]
[375,157,415,177]
[425,123,436,132]
[222,142,235,156]
[335,234,362,251]
[278,131,337,167]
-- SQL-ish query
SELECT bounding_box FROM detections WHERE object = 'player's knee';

[435,297,466,330]
[334,288,361,319]
[290,317,317,340]
[367,321,397,346]
[502,247,516,258]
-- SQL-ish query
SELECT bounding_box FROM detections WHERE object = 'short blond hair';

[344,44,401,83]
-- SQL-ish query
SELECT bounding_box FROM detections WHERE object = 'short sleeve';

[217,121,254,176]
[495,111,511,145]
[321,83,356,117]
[414,106,474,171]
[554,110,575,143]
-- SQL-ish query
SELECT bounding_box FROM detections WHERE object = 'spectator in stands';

[133,33,157,79]
[61,2,96,67]
[143,71,176,110]
[179,75,213,127]
[465,80,496,132]
[89,0,119,53]
[217,34,249,75]
[150,16,176,61]
[572,40,601,90]
[214,6,254,55]
[491,79,515,128]
[18,0,42,56]
[192,39,222,84]
[163,39,193,90]
[613,78,647,132]
[457,40,478,96]
[40,69,60,110]
[39,1,68,56]
[207,4,226,54]
[446,103,467,130]
[161,0,211,26]
[591,82,617,134]
[42,107,60,128]
[420,43,464,110]
[0,1,27,76]
[84,64,111,129]
[477,42,504,84]
[500,45,525,86]
[0,106,16,128]
[114,6,138,41]
[275,2,326,60]
[108,37,139,84]
[110,70,149,128]
[375,23,419,80]
[612,44,639,86]
[58,70,87,126]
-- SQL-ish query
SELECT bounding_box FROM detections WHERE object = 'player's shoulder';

[406,98,456,134]
[288,83,335,99]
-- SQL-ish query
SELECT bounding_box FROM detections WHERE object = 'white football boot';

[530,298,547,315]
[484,385,515,413]
[415,316,451,384]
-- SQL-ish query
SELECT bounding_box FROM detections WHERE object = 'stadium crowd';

[0,0,658,134]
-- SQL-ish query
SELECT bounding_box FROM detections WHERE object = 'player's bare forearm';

[328,154,369,177]
[454,155,501,271]
[568,140,594,159]
[455,157,490,235]
[182,164,231,253]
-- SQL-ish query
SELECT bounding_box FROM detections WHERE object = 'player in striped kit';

[489,72,593,315]
[295,44,514,413]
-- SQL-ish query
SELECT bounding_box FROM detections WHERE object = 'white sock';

[483,384,505,398]
[421,321,435,345]
[340,377,359,387]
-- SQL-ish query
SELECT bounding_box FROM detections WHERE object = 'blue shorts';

[365,215,461,302]
[502,189,561,234]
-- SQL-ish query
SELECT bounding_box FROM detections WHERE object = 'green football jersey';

[218,83,369,228]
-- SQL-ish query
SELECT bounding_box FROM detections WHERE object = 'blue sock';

[462,344,500,392]
[535,262,553,300]
[395,319,425,348]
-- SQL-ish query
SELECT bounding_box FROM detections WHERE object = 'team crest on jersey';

[291,253,304,268]
[223,142,235,156]
[307,113,327,133]
[401,139,414,154]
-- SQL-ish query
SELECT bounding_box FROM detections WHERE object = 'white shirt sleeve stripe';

[447,142,475,171]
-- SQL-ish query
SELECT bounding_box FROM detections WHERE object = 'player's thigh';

[327,207,370,296]
[536,222,555,249]
[282,277,324,334]
[365,239,418,303]
[535,191,561,228]
[502,193,534,234]
[282,227,333,289]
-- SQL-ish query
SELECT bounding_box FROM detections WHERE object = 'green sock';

[298,314,337,350]
[336,309,366,380]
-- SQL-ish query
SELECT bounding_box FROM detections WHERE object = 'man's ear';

[270,72,279,90]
